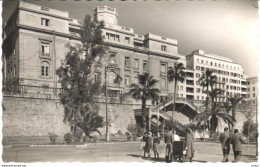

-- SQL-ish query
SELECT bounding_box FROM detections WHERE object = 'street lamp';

[105,64,122,142]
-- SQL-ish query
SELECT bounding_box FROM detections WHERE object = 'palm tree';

[167,63,186,118]
[198,69,218,110]
[227,94,244,120]
[206,88,225,104]
[223,101,232,130]
[129,72,160,132]
[193,103,236,134]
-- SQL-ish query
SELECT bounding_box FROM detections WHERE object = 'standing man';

[230,129,246,162]
[219,127,230,162]
[164,127,174,162]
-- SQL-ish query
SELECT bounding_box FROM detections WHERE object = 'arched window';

[41,61,49,77]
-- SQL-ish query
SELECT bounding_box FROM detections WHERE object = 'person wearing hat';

[164,127,174,162]
[230,129,246,162]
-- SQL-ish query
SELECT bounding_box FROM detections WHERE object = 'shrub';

[242,120,258,143]
[64,133,72,144]
[83,135,97,143]
[127,124,143,141]
[48,132,58,144]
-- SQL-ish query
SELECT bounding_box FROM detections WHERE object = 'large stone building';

[2,1,255,136]
[246,76,258,104]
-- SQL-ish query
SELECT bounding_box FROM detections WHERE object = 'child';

[153,132,160,159]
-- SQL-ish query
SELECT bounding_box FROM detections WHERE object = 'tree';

[128,72,160,132]
[167,63,186,118]
[193,103,236,134]
[56,14,108,138]
[227,94,244,120]
[205,88,225,104]
[198,69,218,110]
[223,101,233,130]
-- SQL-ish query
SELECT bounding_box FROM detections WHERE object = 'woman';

[185,128,194,162]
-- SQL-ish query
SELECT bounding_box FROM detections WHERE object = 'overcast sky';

[3,0,259,77]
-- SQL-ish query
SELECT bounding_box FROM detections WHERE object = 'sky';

[2,0,259,77]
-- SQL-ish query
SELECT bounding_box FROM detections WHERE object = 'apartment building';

[246,76,258,103]
[185,49,247,101]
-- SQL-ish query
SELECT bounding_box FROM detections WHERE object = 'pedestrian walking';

[139,134,146,157]
[153,132,160,159]
[230,129,246,162]
[185,128,194,162]
[164,127,174,162]
[219,127,231,162]
[144,132,153,158]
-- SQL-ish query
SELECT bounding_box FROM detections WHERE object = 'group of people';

[139,127,194,162]
[220,128,246,162]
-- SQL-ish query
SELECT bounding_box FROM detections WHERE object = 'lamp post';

[105,65,122,142]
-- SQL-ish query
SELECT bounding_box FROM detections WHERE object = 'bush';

[242,120,258,143]
[64,133,72,144]
[83,135,97,143]
[48,132,58,144]
[127,124,143,141]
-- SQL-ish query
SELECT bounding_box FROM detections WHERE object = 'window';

[226,85,229,89]
[180,94,183,98]
[248,94,250,98]
[210,62,213,66]
[215,63,217,66]
[160,64,166,74]
[41,18,49,26]
[253,93,256,97]
[196,73,200,78]
[106,33,120,42]
[143,61,148,72]
[41,43,50,55]
[202,96,204,100]
[109,54,116,64]
[125,37,130,44]
[125,76,130,86]
[94,73,100,82]
[180,86,183,91]
[196,88,200,93]
[125,57,130,69]
[219,63,221,67]
[161,45,167,51]
[134,77,138,84]
[196,59,199,63]
[226,65,228,69]
[197,96,200,100]
[196,66,200,70]
[253,87,256,91]
[201,60,204,64]
[206,61,208,65]
[133,59,139,70]
[13,66,16,78]
[41,61,49,77]
[161,78,166,90]
[108,72,116,84]
[201,67,205,71]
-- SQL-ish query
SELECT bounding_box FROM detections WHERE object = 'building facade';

[3,2,181,97]
[2,1,256,136]
[185,49,247,101]
[246,76,258,103]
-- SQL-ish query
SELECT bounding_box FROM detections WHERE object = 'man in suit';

[219,127,230,162]
[164,127,174,162]
[230,129,246,162]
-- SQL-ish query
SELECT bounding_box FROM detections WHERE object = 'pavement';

[2,141,258,163]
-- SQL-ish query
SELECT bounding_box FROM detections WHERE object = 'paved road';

[2,142,258,162]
